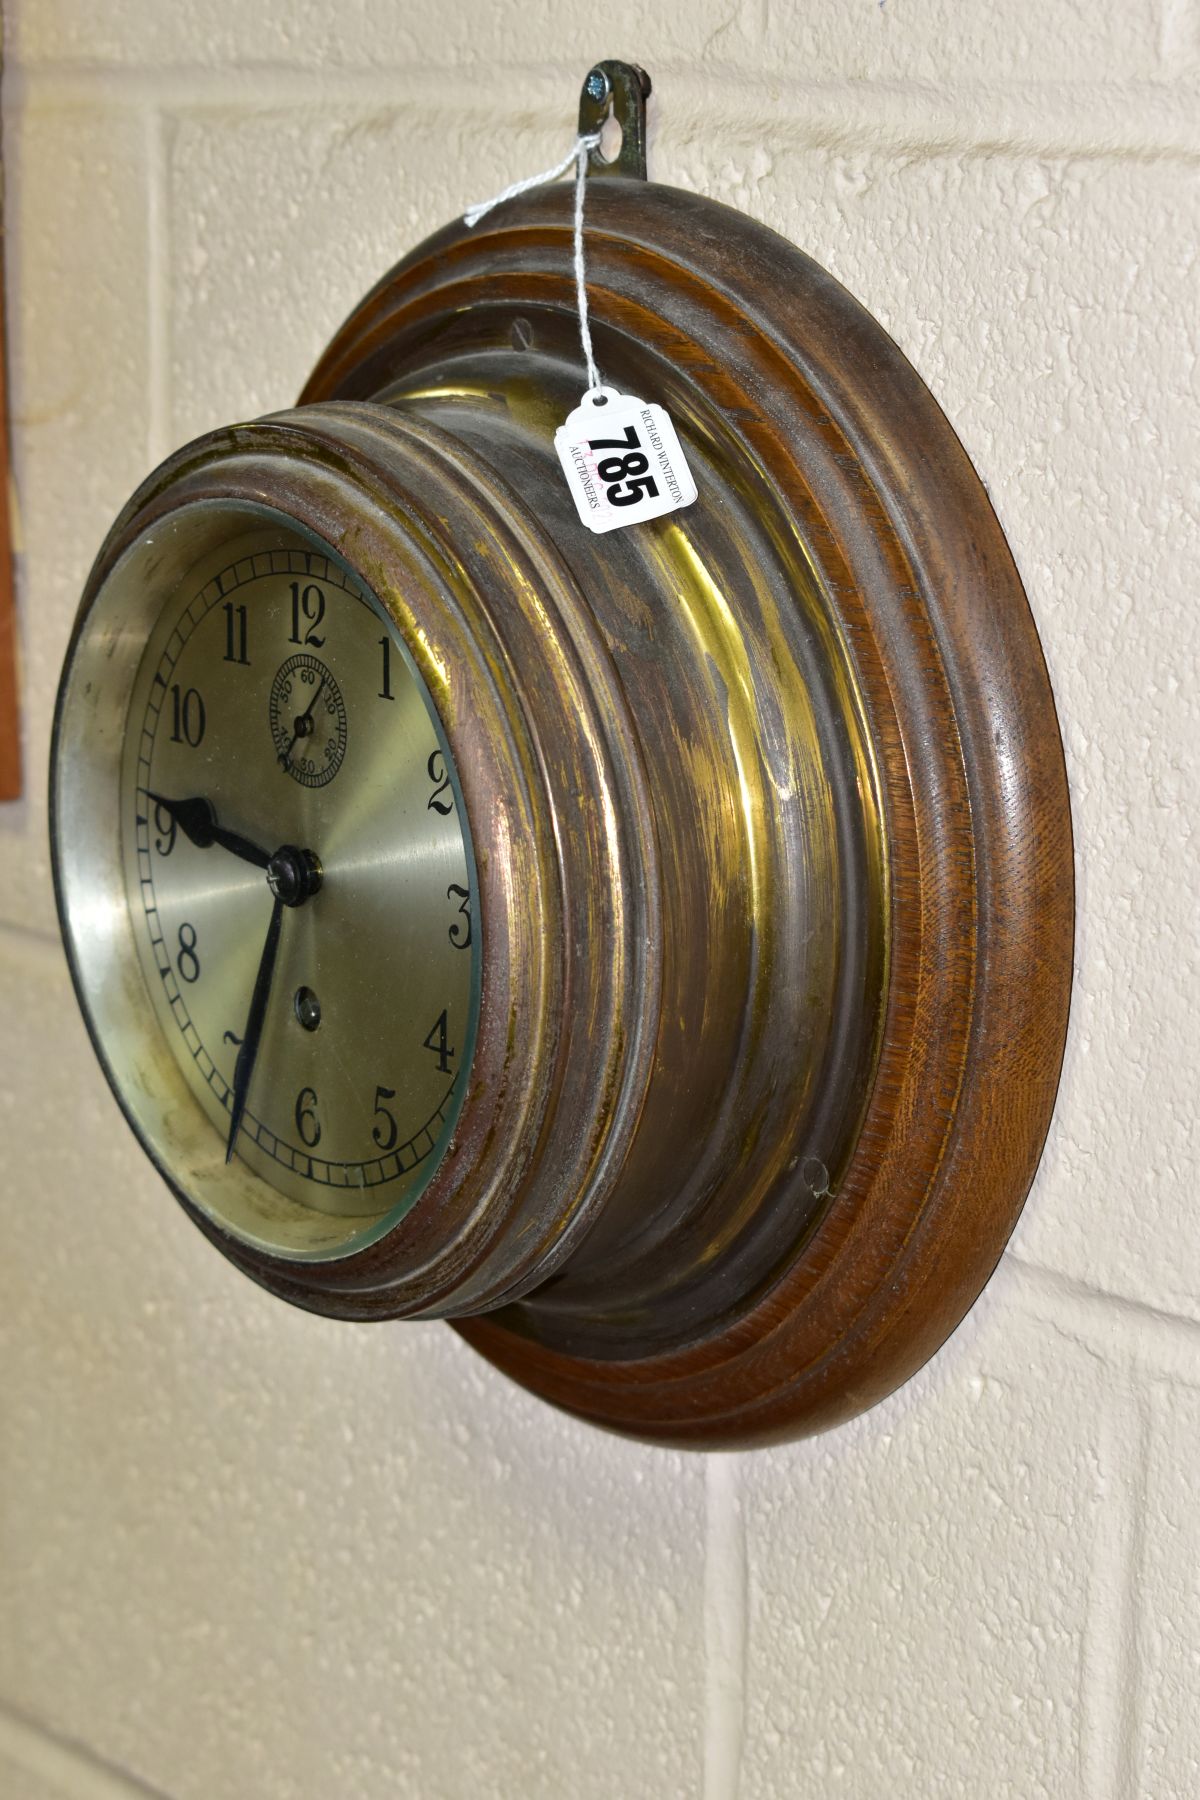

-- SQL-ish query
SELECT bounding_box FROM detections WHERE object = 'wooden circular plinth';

[292,176,1074,1445]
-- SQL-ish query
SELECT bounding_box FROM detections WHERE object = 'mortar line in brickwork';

[1114,1388,1152,1798]
[1159,0,1196,64]
[1008,1255,1200,1370]
[8,66,1200,166]
[0,1698,171,1799]
[703,1454,747,1800]
[1078,1381,1149,1799]
[144,104,170,469]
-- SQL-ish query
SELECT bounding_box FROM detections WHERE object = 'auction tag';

[554,387,697,534]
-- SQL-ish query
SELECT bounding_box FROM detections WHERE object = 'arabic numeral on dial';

[176,921,200,984]
[371,1085,398,1152]
[169,684,206,747]
[288,581,326,647]
[423,1009,456,1074]
[378,636,394,700]
[295,1085,321,1148]
[427,749,454,816]
[152,800,177,856]
[222,601,249,664]
[446,883,472,949]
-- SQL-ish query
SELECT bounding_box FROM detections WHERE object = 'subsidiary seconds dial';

[269,652,348,787]
[118,528,480,1230]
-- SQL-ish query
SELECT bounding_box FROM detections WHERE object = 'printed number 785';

[587,425,660,508]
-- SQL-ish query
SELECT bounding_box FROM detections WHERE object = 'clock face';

[114,524,480,1237]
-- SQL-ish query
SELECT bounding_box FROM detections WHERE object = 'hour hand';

[148,792,272,871]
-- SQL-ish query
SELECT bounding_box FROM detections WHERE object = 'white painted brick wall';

[1,4,1197,1796]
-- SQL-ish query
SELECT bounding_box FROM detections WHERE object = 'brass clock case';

[52,141,1072,1446]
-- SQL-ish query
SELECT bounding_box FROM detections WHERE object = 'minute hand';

[224,843,322,1164]
[225,890,285,1163]
[148,793,271,871]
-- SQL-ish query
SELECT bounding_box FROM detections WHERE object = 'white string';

[572,135,601,394]
[463,130,604,395]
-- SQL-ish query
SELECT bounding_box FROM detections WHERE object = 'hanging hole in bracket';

[598,111,623,165]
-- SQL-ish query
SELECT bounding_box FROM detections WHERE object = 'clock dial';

[118,527,479,1227]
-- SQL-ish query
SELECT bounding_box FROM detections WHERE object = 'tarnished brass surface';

[293,191,890,1351]
[299,173,1070,1431]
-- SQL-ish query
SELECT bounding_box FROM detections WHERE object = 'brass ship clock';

[50,63,1073,1446]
